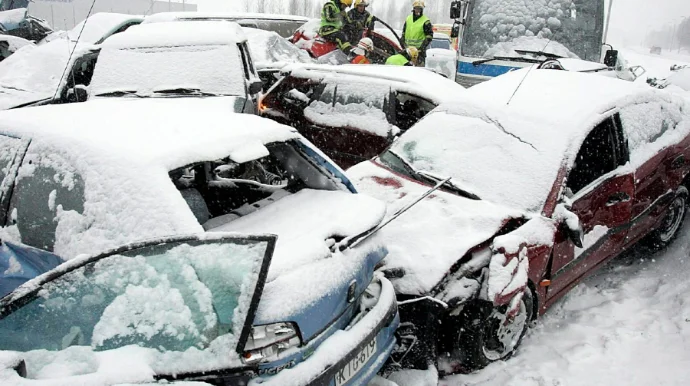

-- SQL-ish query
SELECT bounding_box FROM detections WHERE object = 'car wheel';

[455,289,533,371]
[644,188,688,250]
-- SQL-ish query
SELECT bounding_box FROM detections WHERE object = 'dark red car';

[348,70,690,373]
[259,64,467,169]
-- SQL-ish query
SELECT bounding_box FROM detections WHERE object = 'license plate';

[334,337,377,386]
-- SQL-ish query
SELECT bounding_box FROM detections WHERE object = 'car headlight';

[242,322,301,364]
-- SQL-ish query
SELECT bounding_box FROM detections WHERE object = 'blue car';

[0,97,399,385]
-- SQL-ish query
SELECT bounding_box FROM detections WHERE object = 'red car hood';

[348,161,524,296]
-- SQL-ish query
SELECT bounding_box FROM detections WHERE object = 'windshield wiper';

[385,151,480,200]
[472,56,544,66]
[417,171,481,200]
[94,90,145,98]
[513,49,564,59]
[153,88,224,97]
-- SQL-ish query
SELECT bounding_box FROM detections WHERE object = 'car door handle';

[671,155,686,170]
[606,192,631,206]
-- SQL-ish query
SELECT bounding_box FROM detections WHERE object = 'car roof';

[100,20,247,49]
[144,12,310,24]
[281,64,467,104]
[67,13,144,45]
[0,97,299,169]
[469,68,667,131]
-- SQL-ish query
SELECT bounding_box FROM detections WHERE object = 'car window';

[394,92,437,132]
[0,135,26,224]
[170,141,340,230]
[619,101,683,161]
[0,237,270,354]
[237,43,251,81]
[7,148,85,252]
[566,118,617,194]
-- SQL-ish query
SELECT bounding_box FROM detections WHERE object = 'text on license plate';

[334,337,377,386]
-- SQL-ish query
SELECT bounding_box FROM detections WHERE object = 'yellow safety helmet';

[341,0,354,6]
[412,0,425,8]
[354,0,369,6]
[406,46,419,64]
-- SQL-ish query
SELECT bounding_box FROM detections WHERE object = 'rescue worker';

[350,38,375,64]
[346,0,375,44]
[385,47,418,66]
[401,1,433,65]
[320,0,354,54]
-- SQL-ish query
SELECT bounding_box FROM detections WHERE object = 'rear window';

[430,38,451,50]
[170,141,340,230]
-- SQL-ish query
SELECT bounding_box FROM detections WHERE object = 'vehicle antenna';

[506,37,553,106]
[51,0,98,102]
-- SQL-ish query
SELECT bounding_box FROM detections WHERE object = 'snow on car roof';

[0,98,299,259]
[144,11,310,24]
[283,64,467,104]
[0,34,32,50]
[67,13,144,44]
[101,20,246,49]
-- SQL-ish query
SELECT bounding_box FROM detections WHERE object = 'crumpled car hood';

[348,161,524,296]
[209,189,387,340]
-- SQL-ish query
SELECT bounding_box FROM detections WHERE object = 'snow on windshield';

[90,45,246,97]
[462,0,603,62]
[388,110,562,213]
[244,28,313,69]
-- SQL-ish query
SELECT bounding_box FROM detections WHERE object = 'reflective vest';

[386,54,409,66]
[404,14,430,48]
[320,0,343,35]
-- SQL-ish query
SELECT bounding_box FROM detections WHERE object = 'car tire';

[643,187,688,251]
[452,289,534,372]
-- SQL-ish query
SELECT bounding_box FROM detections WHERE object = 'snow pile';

[243,27,313,70]
[666,66,690,91]
[1,35,32,51]
[483,36,579,59]
[66,13,143,44]
[0,8,26,30]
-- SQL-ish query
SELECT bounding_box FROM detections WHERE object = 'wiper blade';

[472,56,544,66]
[513,49,564,59]
[417,170,481,200]
[94,90,144,98]
[153,88,221,97]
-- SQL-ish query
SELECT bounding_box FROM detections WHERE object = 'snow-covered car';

[0,98,399,385]
[0,13,142,110]
[0,7,51,42]
[144,12,310,38]
[0,32,30,62]
[425,33,458,79]
[648,65,690,92]
[259,64,467,169]
[88,21,264,114]
[348,70,690,373]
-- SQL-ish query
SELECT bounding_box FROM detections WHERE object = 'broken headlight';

[242,322,301,364]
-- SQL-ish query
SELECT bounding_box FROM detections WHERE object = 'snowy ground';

[620,47,690,82]
[377,220,690,386]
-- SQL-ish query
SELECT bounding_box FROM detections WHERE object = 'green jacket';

[386,54,410,66]
[403,14,432,49]
[320,0,347,36]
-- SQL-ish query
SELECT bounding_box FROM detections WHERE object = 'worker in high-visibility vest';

[385,47,418,66]
[319,0,354,54]
[401,1,433,65]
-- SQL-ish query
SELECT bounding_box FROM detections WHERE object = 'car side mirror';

[450,0,462,19]
[451,22,461,39]
[248,79,263,95]
[603,49,619,68]
[563,219,584,249]
[66,85,88,103]
[629,65,647,80]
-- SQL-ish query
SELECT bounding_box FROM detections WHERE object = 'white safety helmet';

[357,37,375,53]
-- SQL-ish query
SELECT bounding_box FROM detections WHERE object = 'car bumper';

[253,274,399,386]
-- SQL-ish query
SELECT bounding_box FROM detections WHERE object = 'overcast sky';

[190,0,690,47]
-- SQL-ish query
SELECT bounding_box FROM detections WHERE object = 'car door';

[617,103,684,246]
[548,116,634,300]
[392,91,437,133]
[300,81,394,169]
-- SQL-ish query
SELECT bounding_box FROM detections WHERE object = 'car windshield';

[171,140,341,231]
[90,44,246,97]
[461,0,604,62]
[430,38,451,50]
[379,110,561,212]
[0,237,270,361]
